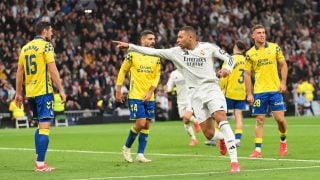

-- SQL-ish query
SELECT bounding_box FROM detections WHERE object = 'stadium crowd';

[0,0,319,119]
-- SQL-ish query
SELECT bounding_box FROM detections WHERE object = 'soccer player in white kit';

[166,69,201,146]
[113,26,240,173]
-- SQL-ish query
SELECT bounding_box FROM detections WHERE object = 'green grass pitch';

[0,116,320,179]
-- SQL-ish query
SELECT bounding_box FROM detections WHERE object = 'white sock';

[184,124,196,139]
[137,153,144,157]
[255,147,262,152]
[189,116,197,123]
[218,121,238,163]
[211,130,224,141]
[36,161,45,166]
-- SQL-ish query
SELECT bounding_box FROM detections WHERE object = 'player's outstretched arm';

[112,40,129,49]
[113,40,174,61]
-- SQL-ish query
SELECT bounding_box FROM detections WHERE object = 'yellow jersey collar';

[34,36,45,40]
[254,42,268,50]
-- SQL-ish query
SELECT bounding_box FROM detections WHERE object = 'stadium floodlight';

[84,9,92,13]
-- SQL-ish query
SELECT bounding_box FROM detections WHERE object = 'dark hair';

[35,21,52,35]
[139,30,154,39]
[251,24,265,33]
[179,26,196,36]
[235,40,246,52]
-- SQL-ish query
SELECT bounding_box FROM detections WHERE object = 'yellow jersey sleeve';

[116,53,133,86]
[44,42,55,64]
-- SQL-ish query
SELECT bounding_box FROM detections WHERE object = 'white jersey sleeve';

[166,71,175,92]
[211,43,235,73]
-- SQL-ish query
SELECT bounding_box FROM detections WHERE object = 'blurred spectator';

[155,87,169,121]
[297,78,315,102]
[65,97,81,110]
[9,99,25,127]
[297,92,315,116]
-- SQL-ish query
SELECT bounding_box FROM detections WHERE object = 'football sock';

[36,128,50,162]
[211,130,224,141]
[36,161,45,166]
[125,127,138,148]
[184,124,196,139]
[254,138,263,152]
[218,121,238,162]
[34,128,39,156]
[138,129,149,154]
[189,116,197,123]
[235,128,243,141]
[279,130,287,142]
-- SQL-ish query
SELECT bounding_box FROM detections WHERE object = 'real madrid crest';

[200,49,205,56]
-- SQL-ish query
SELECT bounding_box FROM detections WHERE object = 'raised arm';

[112,40,174,60]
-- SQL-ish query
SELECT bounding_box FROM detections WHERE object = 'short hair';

[139,30,154,39]
[251,24,265,33]
[179,26,196,36]
[35,21,52,35]
[235,40,246,52]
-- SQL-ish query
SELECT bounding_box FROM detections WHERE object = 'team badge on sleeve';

[125,53,133,61]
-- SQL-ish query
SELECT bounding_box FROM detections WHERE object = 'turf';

[0,116,319,180]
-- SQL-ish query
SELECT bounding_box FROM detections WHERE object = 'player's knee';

[256,117,265,126]
[135,119,150,130]
[275,116,286,124]
[203,128,214,139]
[213,111,227,122]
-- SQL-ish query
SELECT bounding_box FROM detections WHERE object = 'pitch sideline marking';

[72,165,320,180]
[0,147,320,163]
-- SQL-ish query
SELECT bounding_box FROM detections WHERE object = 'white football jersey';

[166,69,188,105]
[129,42,234,90]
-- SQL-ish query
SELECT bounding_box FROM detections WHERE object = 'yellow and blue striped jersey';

[244,42,285,93]
[117,51,161,100]
[220,54,246,100]
[18,37,54,97]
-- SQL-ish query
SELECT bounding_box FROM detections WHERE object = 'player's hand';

[247,94,254,104]
[60,91,67,103]
[142,91,152,102]
[14,94,23,108]
[217,68,230,78]
[279,83,287,93]
[182,111,193,123]
[112,40,129,49]
[116,90,125,103]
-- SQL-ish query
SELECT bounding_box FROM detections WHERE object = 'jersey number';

[130,103,138,118]
[130,104,138,112]
[237,69,245,84]
[25,54,37,75]
[253,99,261,107]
